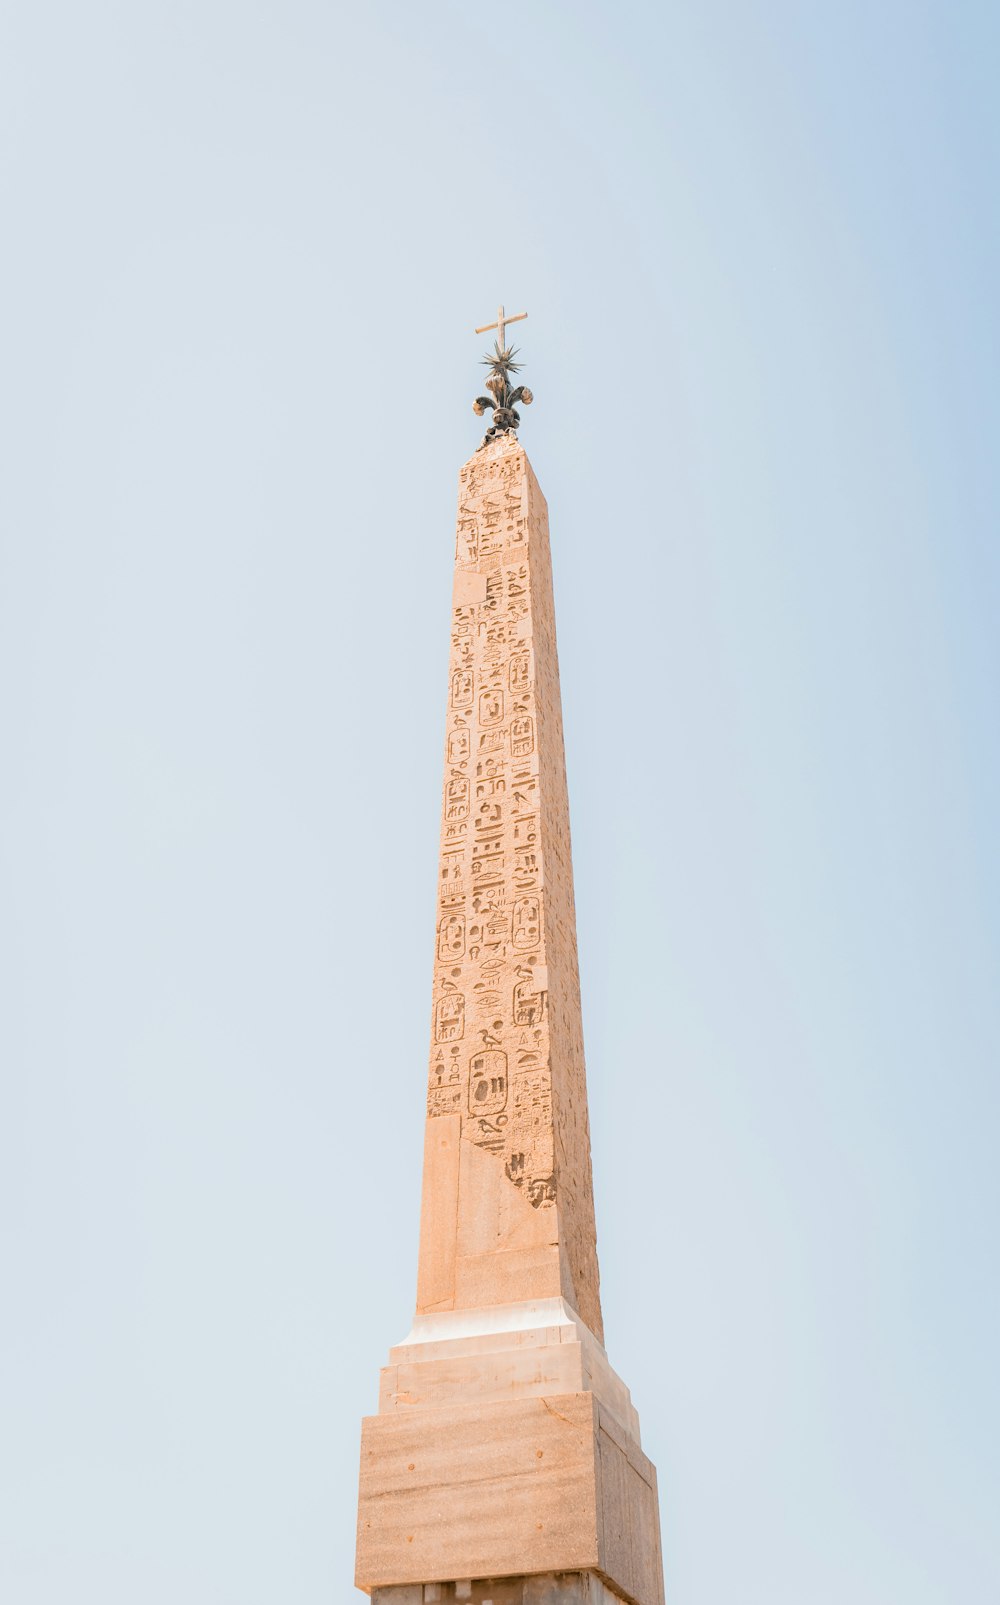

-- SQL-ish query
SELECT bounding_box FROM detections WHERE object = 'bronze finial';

[472,304,534,446]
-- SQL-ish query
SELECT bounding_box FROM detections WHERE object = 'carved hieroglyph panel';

[421,433,603,1340]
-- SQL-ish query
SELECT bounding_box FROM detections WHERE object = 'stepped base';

[356,1301,663,1605]
[374,1574,634,1605]
[380,1299,640,1441]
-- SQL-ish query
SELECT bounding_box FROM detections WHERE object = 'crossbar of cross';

[474,304,527,349]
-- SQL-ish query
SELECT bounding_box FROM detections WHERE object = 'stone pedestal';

[375,1574,643,1605]
[356,1301,663,1605]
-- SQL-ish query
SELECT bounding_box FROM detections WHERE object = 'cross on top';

[475,304,527,350]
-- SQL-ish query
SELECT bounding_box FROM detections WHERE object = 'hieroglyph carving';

[425,440,555,1207]
[424,429,603,1351]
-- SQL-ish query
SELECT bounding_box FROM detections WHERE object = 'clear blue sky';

[1,3,998,1602]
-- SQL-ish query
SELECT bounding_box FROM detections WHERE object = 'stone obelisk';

[356,312,665,1605]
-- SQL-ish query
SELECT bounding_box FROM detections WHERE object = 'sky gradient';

[1,3,998,1602]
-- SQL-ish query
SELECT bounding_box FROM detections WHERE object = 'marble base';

[356,1301,663,1605]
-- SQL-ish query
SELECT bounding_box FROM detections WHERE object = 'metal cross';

[475,304,527,349]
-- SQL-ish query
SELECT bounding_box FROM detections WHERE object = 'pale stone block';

[356,1393,601,1591]
[356,1391,662,1605]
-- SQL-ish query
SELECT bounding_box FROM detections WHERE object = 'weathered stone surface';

[355,435,664,1605]
[379,1300,640,1444]
[356,1393,663,1605]
[419,434,602,1339]
[373,1573,634,1605]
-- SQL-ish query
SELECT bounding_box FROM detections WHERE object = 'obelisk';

[356,311,665,1605]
